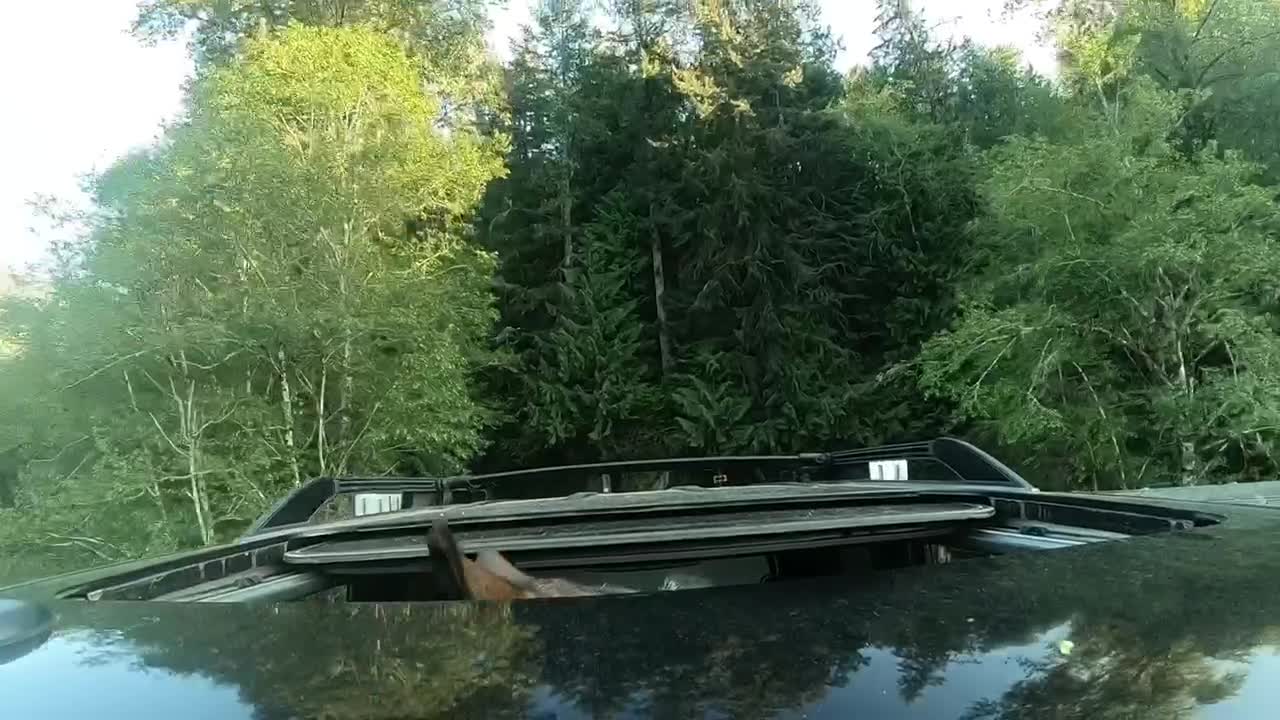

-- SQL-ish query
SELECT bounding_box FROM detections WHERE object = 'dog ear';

[475,550,538,589]
[427,518,471,600]
[462,555,530,601]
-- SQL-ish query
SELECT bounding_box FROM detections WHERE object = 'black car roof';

[4,502,1280,719]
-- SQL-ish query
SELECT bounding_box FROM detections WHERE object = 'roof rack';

[243,454,828,537]
[243,476,447,535]
[825,437,1035,489]
[241,438,1033,538]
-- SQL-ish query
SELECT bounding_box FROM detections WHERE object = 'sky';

[0,0,1056,274]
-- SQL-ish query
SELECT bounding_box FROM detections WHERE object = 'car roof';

[5,508,1280,719]
[1106,479,1280,506]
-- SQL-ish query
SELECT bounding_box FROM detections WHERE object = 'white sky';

[0,0,1055,273]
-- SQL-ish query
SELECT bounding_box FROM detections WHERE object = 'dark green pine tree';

[868,0,959,124]
[479,0,679,466]
[658,0,987,452]
[868,0,1072,148]
[656,0,876,453]
[536,1,701,462]
[480,0,989,464]
[530,193,669,461]
[835,81,981,443]
[477,0,595,466]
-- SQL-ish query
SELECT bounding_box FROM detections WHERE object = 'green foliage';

[661,0,864,453]
[11,0,1280,580]
[918,83,1280,489]
[480,0,982,464]
[866,2,1076,148]
[477,0,648,464]
[133,0,505,126]
[525,193,670,459]
[1055,0,1280,175]
[951,46,1080,147]
[835,81,982,442]
[0,24,504,566]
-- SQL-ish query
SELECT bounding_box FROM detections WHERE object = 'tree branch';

[1193,0,1222,42]
[61,349,151,390]
[148,412,185,455]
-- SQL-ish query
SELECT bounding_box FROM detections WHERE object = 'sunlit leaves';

[918,85,1280,489]
[0,25,505,567]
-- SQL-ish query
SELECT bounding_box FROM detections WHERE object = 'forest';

[4,0,1280,579]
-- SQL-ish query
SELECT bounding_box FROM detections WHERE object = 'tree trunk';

[650,208,673,373]
[190,463,213,546]
[185,390,213,546]
[338,221,354,473]
[1175,330,1196,485]
[317,367,328,477]
[561,169,574,286]
[149,482,169,538]
[277,348,302,488]
[555,18,575,286]
[1180,440,1197,486]
[171,361,213,546]
[240,256,253,395]
[340,337,352,475]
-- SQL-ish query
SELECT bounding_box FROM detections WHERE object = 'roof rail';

[242,454,828,537]
[826,437,1035,490]
[240,439,1033,538]
[243,476,445,536]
